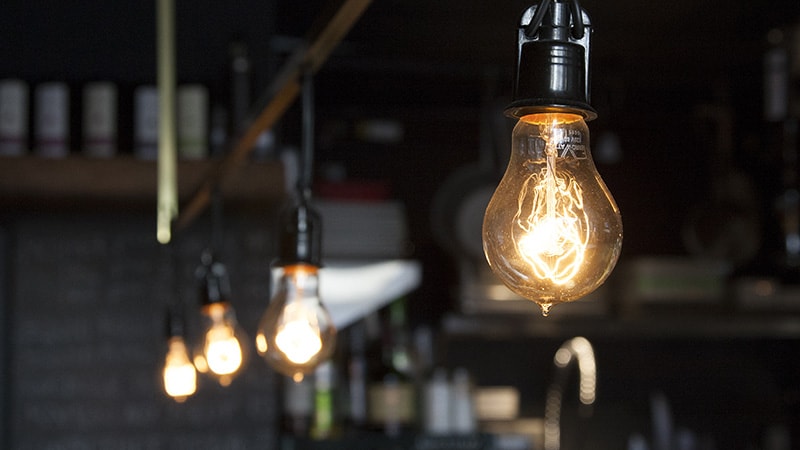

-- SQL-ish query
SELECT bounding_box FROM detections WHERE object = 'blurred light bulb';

[483,112,622,315]
[163,336,196,402]
[194,251,248,386]
[256,263,336,382]
[196,301,246,386]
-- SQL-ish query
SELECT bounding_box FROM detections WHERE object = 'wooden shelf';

[0,155,286,210]
[443,311,800,340]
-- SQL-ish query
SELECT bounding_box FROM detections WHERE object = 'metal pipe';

[156,0,178,244]
[544,336,597,450]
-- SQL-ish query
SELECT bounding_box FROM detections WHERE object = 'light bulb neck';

[509,1,596,120]
[279,267,322,305]
[202,301,233,322]
[277,199,323,267]
[165,307,186,338]
[282,263,320,276]
[506,105,595,121]
[167,335,188,349]
[198,253,232,306]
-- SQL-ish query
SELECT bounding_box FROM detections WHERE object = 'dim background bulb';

[483,112,622,314]
[273,301,323,364]
[195,302,247,386]
[163,336,197,402]
[204,305,243,375]
[256,264,336,382]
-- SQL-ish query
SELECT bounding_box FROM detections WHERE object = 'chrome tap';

[544,336,597,450]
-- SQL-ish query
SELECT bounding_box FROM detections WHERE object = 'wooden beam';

[174,0,373,231]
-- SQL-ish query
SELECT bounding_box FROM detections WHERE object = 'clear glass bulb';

[194,302,247,386]
[162,336,197,402]
[256,263,336,382]
[483,112,622,315]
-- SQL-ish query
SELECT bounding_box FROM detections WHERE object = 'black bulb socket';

[276,200,323,268]
[198,251,231,307]
[165,306,185,338]
[506,1,597,120]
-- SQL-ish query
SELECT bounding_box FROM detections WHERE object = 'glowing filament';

[275,301,323,364]
[163,337,196,402]
[205,324,243,376]
[514,122,588,285]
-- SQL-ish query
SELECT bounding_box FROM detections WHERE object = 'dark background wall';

[4,213,280,449]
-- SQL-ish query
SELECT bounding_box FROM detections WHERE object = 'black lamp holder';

[277,67,323,268]
[506,0,597,120]
[198,249,232,306]
[165,305,186,338]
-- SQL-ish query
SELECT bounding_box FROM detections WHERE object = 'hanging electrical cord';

[524,0,585,40]
[299,66,315,202]
[255,66,336,382]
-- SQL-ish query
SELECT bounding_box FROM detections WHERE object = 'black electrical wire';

[568,0,585,39]
[299,66,314,202]
[524,0,585,40]
[524,0,552,37]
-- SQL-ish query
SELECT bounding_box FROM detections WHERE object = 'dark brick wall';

[4,213,280,449]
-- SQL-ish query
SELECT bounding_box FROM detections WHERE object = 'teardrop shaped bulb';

[196,302,247,386]
[256,264,336,381]
[483,112,622,313]
[163,336,197,402]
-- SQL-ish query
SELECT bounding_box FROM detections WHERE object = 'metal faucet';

[544,336,597,450]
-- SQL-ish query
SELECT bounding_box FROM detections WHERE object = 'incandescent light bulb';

[484,113,621,315]
[259,69,337,381]
[483,0,622,315]
[256,263,336,382]
[162,335,197,402]
[195,302,247,386]
[194,251,248,386]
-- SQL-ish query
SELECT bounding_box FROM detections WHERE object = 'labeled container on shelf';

[177,84,209,159]
[134,85,158,160]
[82,82,117,158]
[0,79,28,156]
[34,82,69,158]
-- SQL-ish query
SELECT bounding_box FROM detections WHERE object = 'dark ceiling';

[1,0,799,263]
[3,0,797,99]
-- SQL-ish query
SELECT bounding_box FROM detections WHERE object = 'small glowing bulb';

[256,264,336,382]
[483,113,622,315]
[205,322,243,375]
[163,336,196,402]
[199,302,246,386]
[275,306,323,364]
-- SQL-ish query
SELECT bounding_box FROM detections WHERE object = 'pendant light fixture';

[483,0,623,316]
[194,247,249,386]
[162,306,197,402]
[255,68,336,383]
[161,242,197,402]
[192,190,249,387]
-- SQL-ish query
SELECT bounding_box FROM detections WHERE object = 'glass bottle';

[367,298,417,437]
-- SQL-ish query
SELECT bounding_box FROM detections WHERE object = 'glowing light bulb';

[162,336,197,402]
[196,302,246,386]
[256,264,336,382]
[194,251,248,386]
[483,112,622,315]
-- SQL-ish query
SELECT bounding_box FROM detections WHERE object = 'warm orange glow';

[520,112,583,126]
[256,263,336,380]
[201,302,244,380]
[514,115,588,285]
[483,112,622,315]
[163,336,196,402]
[271,265,323,364]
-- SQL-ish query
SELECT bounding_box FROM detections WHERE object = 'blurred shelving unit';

[0,155,286,210]
[442,310,800,340]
